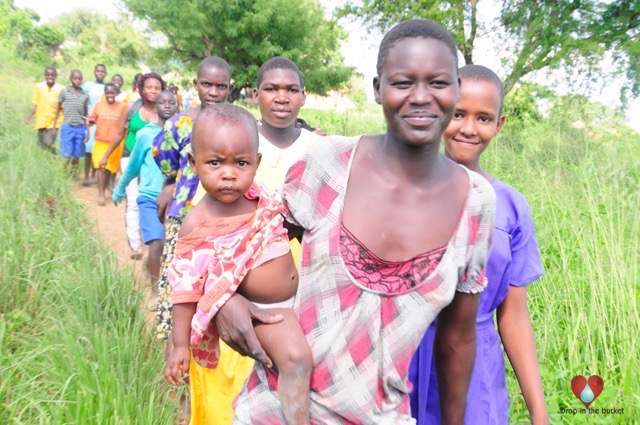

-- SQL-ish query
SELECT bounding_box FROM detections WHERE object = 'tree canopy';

[51,10,151,67]
[1,0,64,63]
[122,0,355,95]
[338,0,640,100]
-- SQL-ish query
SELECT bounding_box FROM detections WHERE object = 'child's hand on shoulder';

[165,344,191,386]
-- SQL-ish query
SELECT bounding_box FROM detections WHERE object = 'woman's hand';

[98,155,108,169]
[214,293,283,367]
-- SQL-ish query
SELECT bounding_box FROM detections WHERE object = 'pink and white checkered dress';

[233,136,495,424]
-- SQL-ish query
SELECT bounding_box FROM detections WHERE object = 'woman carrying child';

[216,19,495,423]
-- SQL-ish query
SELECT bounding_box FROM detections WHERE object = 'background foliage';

[338,0,640,98]
[122,0,354,94]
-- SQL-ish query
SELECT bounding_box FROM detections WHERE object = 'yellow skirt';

[189,341,255,425]
[92,140,123,173]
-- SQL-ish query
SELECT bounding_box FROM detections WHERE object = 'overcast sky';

[14,0,640,129]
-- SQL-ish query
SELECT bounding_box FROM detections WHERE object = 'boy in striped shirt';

[54,70,90,174]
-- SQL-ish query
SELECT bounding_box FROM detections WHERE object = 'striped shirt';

[58,87,89,126]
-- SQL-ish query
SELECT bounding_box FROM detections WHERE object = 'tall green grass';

[492,119,640,424]
[0,47,179,424]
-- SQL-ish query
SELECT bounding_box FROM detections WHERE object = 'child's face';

[443,80,504,167]
[44,69,57,85]
[111,75,123,91]
[189,118,260,205]
[105,86,118,104]
[70,72,83,89]
[374,37,458,148]
[156,92,178,121]
[140,78,162,103]
[94,65,106,82]
[253,69,305,129]
[193,67,231,107]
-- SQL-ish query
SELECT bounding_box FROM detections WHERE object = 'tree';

[597,0,640,100]
[0,0,63,63]
[20,24,65,62]
[122,0,354,94]
[338,0,640,99]
[52,10,151,66]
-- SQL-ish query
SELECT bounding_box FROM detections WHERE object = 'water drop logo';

[571,375,604,408]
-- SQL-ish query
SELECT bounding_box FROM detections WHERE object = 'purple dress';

[408,178,544,424]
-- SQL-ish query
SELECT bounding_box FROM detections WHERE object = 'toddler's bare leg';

[254,308,312,425]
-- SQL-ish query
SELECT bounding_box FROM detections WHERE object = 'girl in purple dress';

[408,65,549,424]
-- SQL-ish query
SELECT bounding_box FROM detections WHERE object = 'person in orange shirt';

[24,66,64,153]
[169,84,183,112]
[87,83,127,205]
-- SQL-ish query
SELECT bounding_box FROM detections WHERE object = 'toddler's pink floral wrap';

[168,183,289,368]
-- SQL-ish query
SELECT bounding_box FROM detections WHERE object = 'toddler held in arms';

[164,103,312,425]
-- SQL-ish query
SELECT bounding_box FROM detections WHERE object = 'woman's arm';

[435,291,479,425]
[497,286,548,424]
[214,293,283,366]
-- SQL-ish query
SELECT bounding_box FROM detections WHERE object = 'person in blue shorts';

[113,89,178,307]
[54,69,89,175]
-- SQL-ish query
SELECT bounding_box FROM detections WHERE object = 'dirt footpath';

[73,179,147,276]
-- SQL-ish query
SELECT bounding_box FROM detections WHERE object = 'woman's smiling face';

[375,37,459,148]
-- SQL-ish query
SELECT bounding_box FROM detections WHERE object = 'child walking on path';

[87,83,127,205]
[112,90,178,305]
[100,72,165,260]
[165,104,312,425]
[82,64,107,186]
[54,70,89,175]
[408,64,548,424]
[153,56,232,339]
[24,66,64,153]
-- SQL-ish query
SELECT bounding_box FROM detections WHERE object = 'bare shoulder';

[178,206,201,238]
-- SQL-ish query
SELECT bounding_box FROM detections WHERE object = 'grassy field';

[0,49,181,424]
[1,46,639,423]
